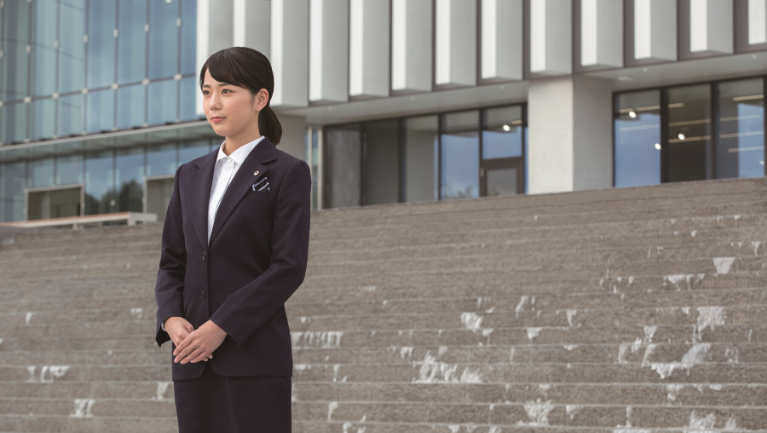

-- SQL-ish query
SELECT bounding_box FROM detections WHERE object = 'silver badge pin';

[254,170,259,176]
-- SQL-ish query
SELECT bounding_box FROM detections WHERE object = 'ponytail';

[258,105,282,146]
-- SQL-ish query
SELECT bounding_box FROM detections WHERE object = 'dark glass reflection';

[181,0,198,75]
[32,98,56,141]
[179,140,210,164]
[614,90,661,187]
[3,103,28,144]
[441,110,479,200]
[2,0,31,102]
[717,79,765,178]
[363,120,400,205]
[56,154,84,186]
[667,84,712,182]
[58,94,85,138]
[487,168,518,196]
[180,76,199,122]
[34,0,58,97]
[59,0,86,94]
[482,106,523,159]
[116,147,145,212]
[404,115,438,203]
[85,150,116,215]
[117,84,146,129]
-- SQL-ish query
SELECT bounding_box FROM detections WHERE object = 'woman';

[154,46,311,433]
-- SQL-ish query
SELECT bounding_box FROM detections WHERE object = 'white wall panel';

[233,0,271,56]
[481,0,522,81]
[271,0,309,108]
[392,0,433,92]
[581,0,622,67]
[196,0,234,116]
[349,0,390,98]
[634,0,676,61]
[690,0,733,54]
[435,0,476,87]
[309,0,349,103]
[530,0,572,75]
[749,0,767,45]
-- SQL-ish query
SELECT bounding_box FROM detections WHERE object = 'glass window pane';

[32,97,56,141]
[59,0,86,94]
[0,161,27,222]
[34,0,58,97]
[58,93,85,137]
[179,140,210,164]
[56,154,84,185]
[487,168,518,196]
[85,150,116,215]
[87,88,116,133]
[149,0,180,79]
[615,90,661,187]
[717,79,765,179]
[667,84,712,182]
[2,102,28,144]
[181,0,197,75]
[363,119,400,205]
[87,0,117,89]
[118,0,147,85]
[2,0,31,102]
[116,147,145,212]
[441,110,479,200]
[179,75,199,121]
[147,79,178,126]
[117,84,146,129]
[29,157,54,188]
[404,115,438,203]
[482,106,523,159]
[147,143,177,176]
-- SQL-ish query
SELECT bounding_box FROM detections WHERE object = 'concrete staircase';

[0,177,765,432]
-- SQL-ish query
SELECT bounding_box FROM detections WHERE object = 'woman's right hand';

[165,317,213,360]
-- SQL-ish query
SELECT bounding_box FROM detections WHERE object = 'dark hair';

[199,47,282,145]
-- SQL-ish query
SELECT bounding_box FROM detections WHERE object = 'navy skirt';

[173,361,292,433]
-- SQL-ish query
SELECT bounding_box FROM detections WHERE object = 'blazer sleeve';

[209,159,311,347]
[154,163,187,347]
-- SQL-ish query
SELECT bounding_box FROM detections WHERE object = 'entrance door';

[26,185,83,220]
[145,175,175,223]
[479,105,526,197]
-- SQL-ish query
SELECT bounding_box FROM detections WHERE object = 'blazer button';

[200,290,205,299]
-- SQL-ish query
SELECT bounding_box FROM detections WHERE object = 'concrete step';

[0,413,177,433]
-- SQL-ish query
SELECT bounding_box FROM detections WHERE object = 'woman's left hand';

[173,320,228,364]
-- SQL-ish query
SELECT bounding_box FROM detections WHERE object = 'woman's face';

[201,68,265,138]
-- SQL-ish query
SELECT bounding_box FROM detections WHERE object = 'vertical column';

[435,0,476,87]
[233,0,271,57]
[690,0,733,54]
[349,0,390,98]
[481,0,523,81]
[392,0,433,93]
[309,0,349,103]
[271,0,309,107]
[196,0,234,115]
[581,0,622,67]
[527,76,613,194]
[749,0,767,45]
[634,0,676,61]
[530,0,572,75]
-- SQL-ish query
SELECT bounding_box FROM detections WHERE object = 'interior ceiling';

[279,52,767,126]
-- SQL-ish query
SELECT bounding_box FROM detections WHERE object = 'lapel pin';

[254,170,259,176]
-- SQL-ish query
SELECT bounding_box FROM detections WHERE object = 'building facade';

[0,0,765,223]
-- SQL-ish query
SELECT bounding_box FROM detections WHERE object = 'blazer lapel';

[186,151,217,250]
[207,136,278,248]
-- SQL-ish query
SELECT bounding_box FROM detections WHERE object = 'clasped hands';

[165,317,228,364]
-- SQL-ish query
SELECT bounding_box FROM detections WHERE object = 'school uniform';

[154,135,311,432]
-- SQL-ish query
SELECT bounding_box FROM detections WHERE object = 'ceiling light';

[503,124,510,132]
[655,143,661,150]
[629,111,636,118]
[761,161,765,165]
[678,133,685,140]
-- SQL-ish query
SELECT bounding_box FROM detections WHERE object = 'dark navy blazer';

[154,136,311,381]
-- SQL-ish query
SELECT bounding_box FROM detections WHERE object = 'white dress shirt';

[162,135,265,332]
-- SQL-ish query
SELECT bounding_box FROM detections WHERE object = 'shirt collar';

[216,135,266,166]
